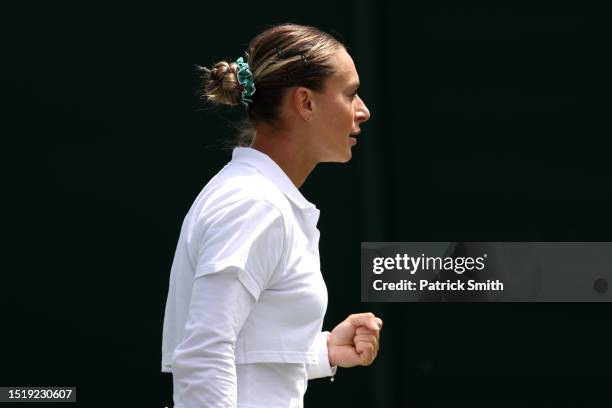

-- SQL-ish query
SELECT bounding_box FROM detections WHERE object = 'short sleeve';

[195,198,285,301]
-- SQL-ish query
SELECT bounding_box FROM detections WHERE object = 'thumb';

[348,313,380,331]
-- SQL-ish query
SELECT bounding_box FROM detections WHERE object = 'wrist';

[327,332,336,367]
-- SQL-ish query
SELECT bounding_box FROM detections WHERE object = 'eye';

[351,91,359,99]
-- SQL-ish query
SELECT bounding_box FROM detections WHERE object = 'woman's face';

[310,48,371,163]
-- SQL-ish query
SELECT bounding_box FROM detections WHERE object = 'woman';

[162,23,383,408]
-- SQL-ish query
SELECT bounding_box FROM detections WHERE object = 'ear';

[293,86,316,122]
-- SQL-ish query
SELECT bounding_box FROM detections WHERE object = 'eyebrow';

[346,81,360,91]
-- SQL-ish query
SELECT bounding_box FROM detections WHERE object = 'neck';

[250,125,317,189]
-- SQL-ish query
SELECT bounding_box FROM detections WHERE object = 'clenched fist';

[327,312,383,368]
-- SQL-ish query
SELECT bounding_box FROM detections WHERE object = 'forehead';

[328,48,359,87]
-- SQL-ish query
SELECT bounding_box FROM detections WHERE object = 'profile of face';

[308,48,371,163]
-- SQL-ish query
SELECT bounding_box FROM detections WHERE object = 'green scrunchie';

[235,56,256,106]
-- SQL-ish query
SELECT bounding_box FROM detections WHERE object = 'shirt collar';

[231,147,317,210]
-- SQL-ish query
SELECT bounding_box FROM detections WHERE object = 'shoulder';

[195,162,292,224]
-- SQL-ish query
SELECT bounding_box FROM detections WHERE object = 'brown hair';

[199,23,345,146]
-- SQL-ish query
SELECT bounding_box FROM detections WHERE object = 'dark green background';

[4,1,612,407]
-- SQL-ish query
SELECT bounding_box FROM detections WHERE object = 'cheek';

[318,97,353,135]
[333,99,354,126]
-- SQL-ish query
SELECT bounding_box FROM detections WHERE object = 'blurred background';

[3,1,612,407]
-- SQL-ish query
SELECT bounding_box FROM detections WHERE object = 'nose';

[354,95,371,124]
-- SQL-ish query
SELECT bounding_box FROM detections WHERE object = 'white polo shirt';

[162,147,335,407]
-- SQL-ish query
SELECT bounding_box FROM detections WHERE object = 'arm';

[171,199,284,407]
[171,267,255,408]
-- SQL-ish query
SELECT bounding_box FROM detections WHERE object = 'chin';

[320,143,353,163]
[321,151,352,163]
[337,150,352,163]
[343,150,353,162]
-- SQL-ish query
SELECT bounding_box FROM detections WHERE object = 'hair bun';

[201,61,243,106]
